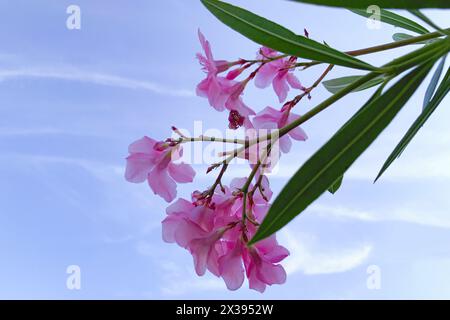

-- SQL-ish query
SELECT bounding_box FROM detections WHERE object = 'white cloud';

[309,203,450,229]
[3,153,124,181]
[0,127,66,137]
[280,229,372,275]
[0,67,194,97]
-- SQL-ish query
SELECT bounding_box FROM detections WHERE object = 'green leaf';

[328,176,343,194]
[290,0,450,9]
[408,9,448,35]
[423,55,447,110]
[392,33,437,44]
[201,0,375,70]
[375,66,450,182]
[383,38,448,73]
[249,62,433,245]
[350,9,428,34]
[322,75,385,94]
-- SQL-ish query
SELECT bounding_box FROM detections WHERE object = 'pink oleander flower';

[255,48,304,103]
[253,105,308,153]
[125,136,195,202]
[161,177,289,292]
[242,236,289,292]
[196,30,255,129]
[225,81,255,129]
[196,30,242,112]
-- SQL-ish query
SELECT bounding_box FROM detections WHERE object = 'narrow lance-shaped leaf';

[350,9,429,34]
[423,54,447,110]
[322,75,385,94]
[408,9,448,35]
[289,0,450,9]
[201,0,375,70]
[249,62,434,245]
[375,66,450,182]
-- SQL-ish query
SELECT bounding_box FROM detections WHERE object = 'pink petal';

[254,63,278,89]
[198,29,214,65]
[196,78,211,98]
[188,205,214,231]
[197,76,230,112]
[248,271,267,293]
[168,162,196,183]
[289,126,308,141]
[287,114,308,141]
[208,78,227,111]
[257,47,278,59]
[219,243,245,290]
[128,136,157,154]
[255,236,290,263]
[161,215,180,243]
[279,135,292,153]
[237,99,256,116]
[253,107,281,130]
[286,72,303,89]
[124,153,154,183]
[166,198,193,215]
[175,219,206,248]
[252,203,270,222]
[273,74,289,103]
[243,117,254,130]
[265,245,290,263]
[190,238,213,276]
[207,245,221,277]
[259,261,287,285]
[148,166,177,202]
[243,253,267,293]
[162,214,207,248]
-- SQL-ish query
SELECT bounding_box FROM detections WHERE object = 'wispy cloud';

[0,127,81,137]
[0,153,123,180]
[0,67,195,97]
[280,229,372,275]
[309,203,450,229]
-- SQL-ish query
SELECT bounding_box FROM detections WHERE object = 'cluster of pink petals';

[124,30,314,293]
[125,136,195,202]
[196,31,308,145]
[253,105,308,153]
[255,49,305,103]
[162,177,289,292]
[196,30,255,129]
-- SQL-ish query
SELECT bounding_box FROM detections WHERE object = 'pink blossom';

[197,75,235,112]
[196,30,240,112]
[190,228,227,276]
[162,195,239,277]
[161,176,288,292]
[254,48,304,103]
[125,136,195,202]
[243,236,289,293]
[224,81,255,129]
[253,106,308,153]
[162,198,214,247]
[196,29,234,76]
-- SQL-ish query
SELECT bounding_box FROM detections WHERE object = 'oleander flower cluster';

[125,30,311,292]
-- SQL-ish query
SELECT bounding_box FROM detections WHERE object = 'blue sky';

[0,0,449,299]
